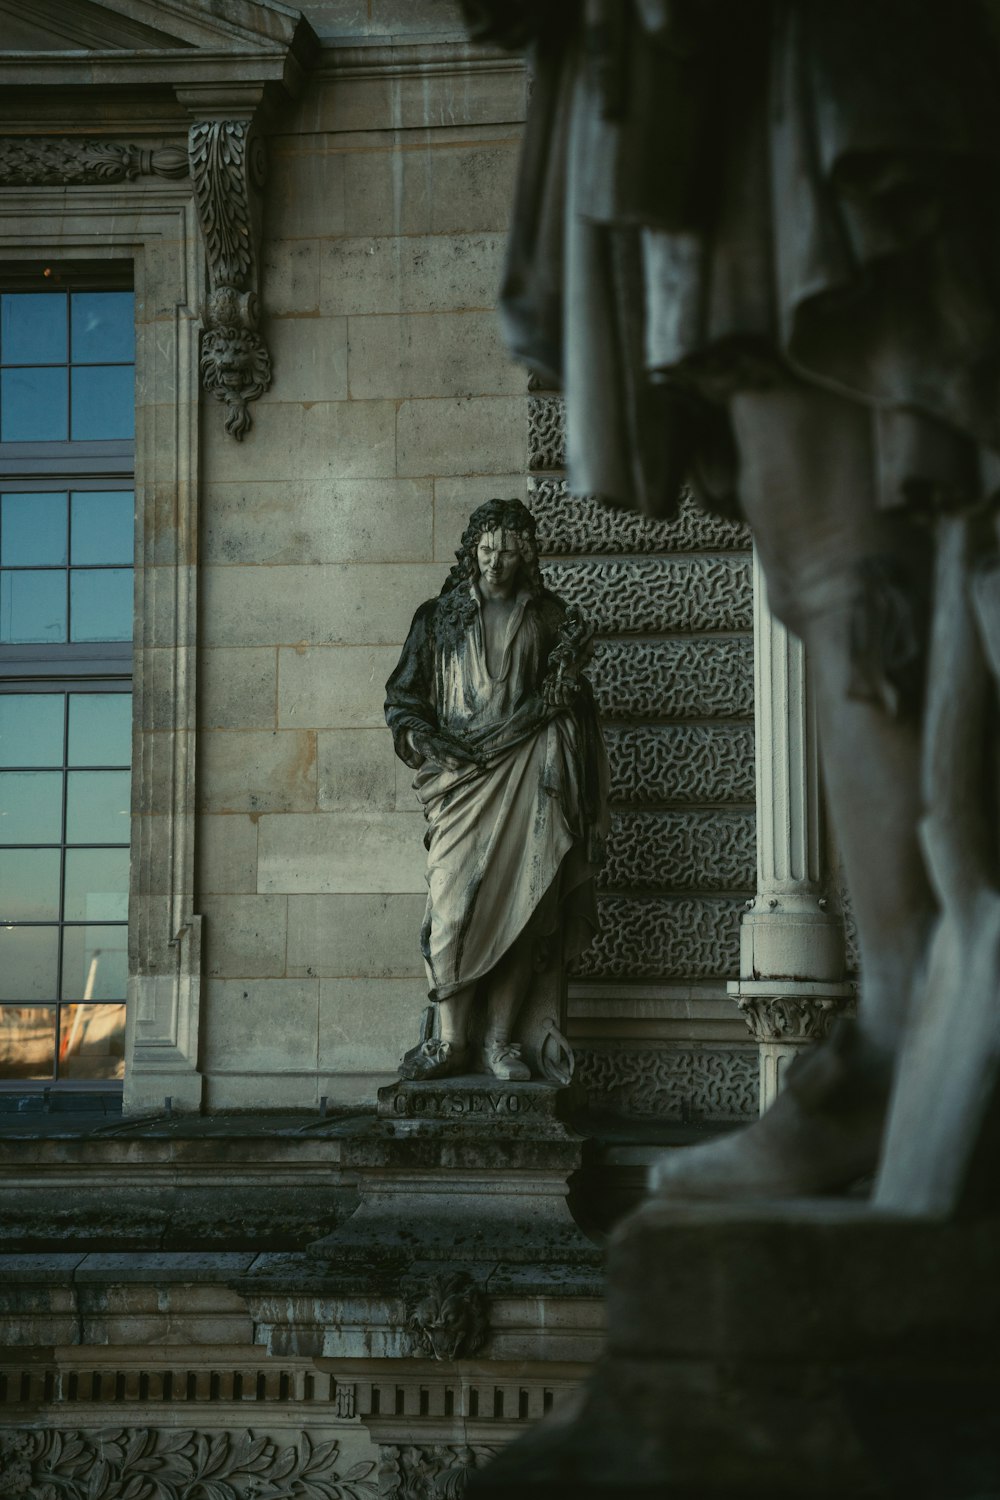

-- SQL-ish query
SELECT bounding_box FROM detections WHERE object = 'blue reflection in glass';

[1,367,68,441]
[68,693,131,766]
[0,770,62,843]
[70,492,133,566]
[0,570,67,644]
[71,293,134,364]
[63,847,129,922]
[69,568,132,643]
[65,770,130,844]
[0,695,64,767]
[0,848,60,920]
[61,924,127,1001]
[1,492,67,565]
[70,366,134,441]
[1,293,67,365]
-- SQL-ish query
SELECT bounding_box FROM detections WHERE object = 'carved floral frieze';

[379,1443,498,1500]
[0,138,188,185]
[0,1427,376,1500]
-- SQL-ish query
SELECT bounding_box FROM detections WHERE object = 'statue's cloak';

[463,0,1000,520]
[385,584,608,1001]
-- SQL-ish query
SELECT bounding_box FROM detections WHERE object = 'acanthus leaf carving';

[379,1442,499,1500]
[0,1426,376,1500]
[737,993,855,1044]
[0,138,189,186]
[189,120,271,440]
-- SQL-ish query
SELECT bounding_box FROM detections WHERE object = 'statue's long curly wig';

[441,498,544,597]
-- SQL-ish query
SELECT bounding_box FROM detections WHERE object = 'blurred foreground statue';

[385,498,609,1083]
[462,0,1000,1214]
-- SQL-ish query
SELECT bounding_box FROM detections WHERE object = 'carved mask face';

[476,529,521,589]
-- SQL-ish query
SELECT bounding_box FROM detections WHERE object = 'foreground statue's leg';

[652,382,936,1198]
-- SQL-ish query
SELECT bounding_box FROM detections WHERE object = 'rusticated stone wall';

[529,397,759,1121]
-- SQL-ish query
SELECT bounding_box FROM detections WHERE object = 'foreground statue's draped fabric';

[465,0,1000,520]
[385,583,608,1001]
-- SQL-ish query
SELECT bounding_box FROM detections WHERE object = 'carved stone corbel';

[188,119,271,440]
[405,1272,489,1362]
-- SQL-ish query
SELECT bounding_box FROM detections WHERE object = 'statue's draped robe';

[462,0,1000,521]
[385,584,608,1001]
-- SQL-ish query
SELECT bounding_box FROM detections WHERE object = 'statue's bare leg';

[652,380,937,1198]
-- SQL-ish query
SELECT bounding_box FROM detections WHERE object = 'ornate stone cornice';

[0,137,188,185]
[189,117,271,440]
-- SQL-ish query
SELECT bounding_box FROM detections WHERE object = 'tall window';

[0,271,134,1091]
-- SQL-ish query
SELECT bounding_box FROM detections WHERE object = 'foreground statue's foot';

[649,1020,892,1201]
[399,1038,469,1081]
[484,1040,531,1081]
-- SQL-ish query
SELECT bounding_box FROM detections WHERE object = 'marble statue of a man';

[385,498,609,1083]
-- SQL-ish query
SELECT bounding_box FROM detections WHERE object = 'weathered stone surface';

[397,395,527,477]
[605,725,755,805]
[201,894,288,979]
[340,139,521,236]
[287,893,425,978]
[198,648,277,730]
[257,811,426,894]
[530,477,750,554]
[378,1077,582,1127]
[195,814,259,895]
[261,314,348,404]
[348,310,523,399]
[575,896,743,979]
[321,233,506,316]
[543,556,752,635]
[317,728,398,811]
[260,237,320,318]
[201,564,442,648]
[589,637,754,721]
[575,1046,758,1121]
[203,399,397,484]
[601,811,756,892]
[202,979,319,1071]
[527,394,565,471]
[197,730,317,814]
[319,978,421,1072]
[278,645,401,729]
[204,477,435,566]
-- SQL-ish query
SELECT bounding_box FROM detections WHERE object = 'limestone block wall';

[194,32,530,1109]
[528,398,760,1124]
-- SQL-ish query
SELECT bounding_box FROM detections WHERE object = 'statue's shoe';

[484,1040,531,1082]
[649,1020,891,1201]
[398,1039,469,1081]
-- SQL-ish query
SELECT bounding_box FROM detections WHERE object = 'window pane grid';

[0,688,129,1083]
[0,487,134,644]
[0,277,134,1091]
[0,291,135,443]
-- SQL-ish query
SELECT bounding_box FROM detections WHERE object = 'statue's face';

[476,528,522,589]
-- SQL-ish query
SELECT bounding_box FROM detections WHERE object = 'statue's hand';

[408,729,480,772]
[541,673,579,710]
